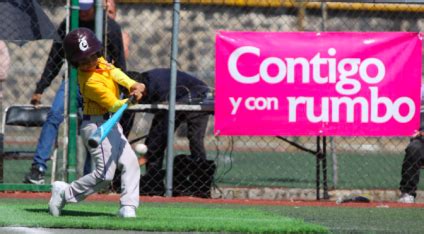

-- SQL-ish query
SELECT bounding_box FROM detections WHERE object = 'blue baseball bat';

[87,96,135,148]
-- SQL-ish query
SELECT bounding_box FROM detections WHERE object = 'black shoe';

[23,165,45,185]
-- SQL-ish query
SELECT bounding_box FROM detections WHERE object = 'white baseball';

[134,143,148,154]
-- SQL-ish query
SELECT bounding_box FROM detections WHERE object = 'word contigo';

[228,46,385,95]
[226,46,415,124]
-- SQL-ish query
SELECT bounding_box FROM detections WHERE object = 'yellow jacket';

[78,57,136,115]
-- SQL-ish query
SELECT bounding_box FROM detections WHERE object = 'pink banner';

[215,32,422,136]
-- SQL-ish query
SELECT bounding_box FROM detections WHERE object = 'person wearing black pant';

[120,68,211,195]
[399,134,424,203]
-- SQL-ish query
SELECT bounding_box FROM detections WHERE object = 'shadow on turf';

[25,209,115,217]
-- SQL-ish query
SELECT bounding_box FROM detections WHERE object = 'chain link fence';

[0,0,423,201]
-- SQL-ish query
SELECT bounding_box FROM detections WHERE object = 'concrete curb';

[212,187,424,203]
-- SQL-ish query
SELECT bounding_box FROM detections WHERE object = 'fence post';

[165,0,181,197]
[66,0,79,182]
[95,0,104,43]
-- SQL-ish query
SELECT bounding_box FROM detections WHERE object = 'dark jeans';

[33,80,83,171]
[399,137,424,197]
[145,111,209,175]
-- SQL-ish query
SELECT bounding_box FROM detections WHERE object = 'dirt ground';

[1,191,424,208]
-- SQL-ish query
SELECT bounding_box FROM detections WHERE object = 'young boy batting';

[48,27,145,218]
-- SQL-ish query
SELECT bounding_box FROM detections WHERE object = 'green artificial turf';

[0,199,328,233]
[1,198,424,233]
[213,151,414,190]
[261,205,424,233]
[4,150,421,191]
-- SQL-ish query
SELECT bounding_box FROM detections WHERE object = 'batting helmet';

[63,27,102,66]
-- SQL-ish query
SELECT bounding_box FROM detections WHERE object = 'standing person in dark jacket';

[125,69,211,182]
[23,0,126,184]
[398,89,424,204]
[398,133,424,203]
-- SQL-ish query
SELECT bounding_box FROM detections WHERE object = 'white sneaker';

[118,206,136,218]
[398,193,415,204]
[49,181,69,216]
